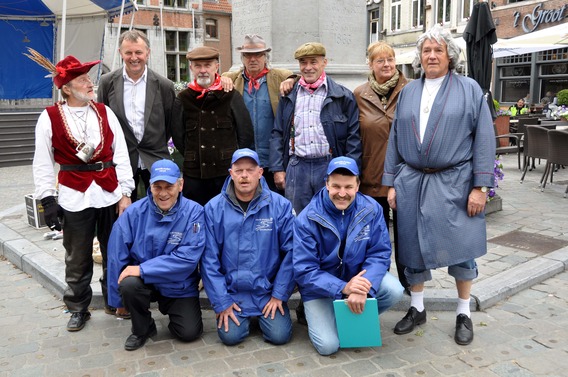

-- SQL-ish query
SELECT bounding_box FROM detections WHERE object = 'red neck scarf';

[188,74,223,99]
[298,71,326,93]
[245,68,270,94]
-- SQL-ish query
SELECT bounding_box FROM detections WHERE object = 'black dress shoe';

[124,322,157,351]
[394,307,426,335]
[67,312,91,332]
[454,314,474,345]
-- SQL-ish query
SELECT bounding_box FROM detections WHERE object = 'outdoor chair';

[494,123,521,169]
[541,129,568,197]
[515,118,540,170]
[520,125,550,184]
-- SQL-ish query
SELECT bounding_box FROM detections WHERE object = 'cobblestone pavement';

[1,256,567,376]
[1,153,568,375]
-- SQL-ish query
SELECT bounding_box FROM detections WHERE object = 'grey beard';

[196,77,211,87]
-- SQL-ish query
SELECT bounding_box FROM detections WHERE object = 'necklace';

[422,80,443,113]
[68,107,90,143]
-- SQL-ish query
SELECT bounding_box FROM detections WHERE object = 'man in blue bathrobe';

[383,25,495,346]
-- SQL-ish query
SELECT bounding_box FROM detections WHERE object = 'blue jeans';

[285,155,331,214]
[303,272,404,355]
[404,259,478,286]
[217,305,292,346]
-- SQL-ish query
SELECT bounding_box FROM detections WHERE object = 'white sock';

[456,298,471,317]
[410,291,424,312]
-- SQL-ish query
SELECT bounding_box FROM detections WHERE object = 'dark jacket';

[97,68,175,174]
[171,88,254,179]
[269,77,362,173]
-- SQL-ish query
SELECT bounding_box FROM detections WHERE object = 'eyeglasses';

[242,52,265,59]
[373,58,395,65]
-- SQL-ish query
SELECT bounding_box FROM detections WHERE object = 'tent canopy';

[0,0,135,100]
[493,23,568,58]
[0,0,134,20]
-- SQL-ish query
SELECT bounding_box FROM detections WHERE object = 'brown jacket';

[353,71,408,197]
[222,67,293,116]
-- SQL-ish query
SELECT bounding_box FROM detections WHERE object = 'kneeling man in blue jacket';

[108,159,205,351]
[201,148,295,346]
[294,157,404,355]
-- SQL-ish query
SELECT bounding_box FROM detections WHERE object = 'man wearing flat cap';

[221,35,295,193]
[107,159,205,351]
[26,49,135,332]
[201,148,295,346]
[270,42,362,215]
[172,46,254,205]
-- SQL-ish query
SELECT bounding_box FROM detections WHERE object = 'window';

[462,0,473,20]
[412,0,424,28]
[436,0,451,24]
[166,30,191,82]
[205,18,218,39]
[391,0,401,31]
[369,10,380,43]
[163,0,188,7]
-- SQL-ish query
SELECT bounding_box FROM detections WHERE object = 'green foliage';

[493,99,500,111]
[557,89,568,106]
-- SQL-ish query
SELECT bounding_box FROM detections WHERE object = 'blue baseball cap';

[149,159,180,184]
[326,156,359,176]
[231,148,260,166]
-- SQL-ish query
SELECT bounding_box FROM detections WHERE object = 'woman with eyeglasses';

[353,41,409,293]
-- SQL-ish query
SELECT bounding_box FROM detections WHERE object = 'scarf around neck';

[245,67,270,94]
[298,71,327,93]
[369,69,399,106]
[188,74,223,99]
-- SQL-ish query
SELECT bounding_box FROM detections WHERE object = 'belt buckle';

[95,161,104,171]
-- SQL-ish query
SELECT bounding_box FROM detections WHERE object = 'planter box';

[485,195,502,215]
[494,116,510,147]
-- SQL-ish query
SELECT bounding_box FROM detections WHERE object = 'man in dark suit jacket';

[98,29,176,202]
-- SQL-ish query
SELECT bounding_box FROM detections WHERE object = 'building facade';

[367,0,567,106]
[103,0,232,83]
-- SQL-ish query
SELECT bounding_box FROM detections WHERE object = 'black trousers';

[132,168,151,202]
[182,175,226,206]
[119,276,203,341]
[62,204,117,312]
[374,196,409,289]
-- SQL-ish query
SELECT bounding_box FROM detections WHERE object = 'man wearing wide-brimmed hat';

[171,46,254,206]
[26,49,135,332]
[221,35,295,193]
[269,42,362,215]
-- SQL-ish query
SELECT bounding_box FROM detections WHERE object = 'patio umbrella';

[463,1,498,119]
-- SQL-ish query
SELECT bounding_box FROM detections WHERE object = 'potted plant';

[493,99,511,146]
[486,158,504,214]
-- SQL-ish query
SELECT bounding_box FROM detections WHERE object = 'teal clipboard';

[333,298,382,348]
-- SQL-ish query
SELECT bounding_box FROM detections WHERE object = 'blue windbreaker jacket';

[293,188,392,302]
[201,176,295,316]
[107,191,205,308]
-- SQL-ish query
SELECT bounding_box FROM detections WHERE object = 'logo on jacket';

[354,225,371,242]
[255,218,273,231]
[167,232,183,245]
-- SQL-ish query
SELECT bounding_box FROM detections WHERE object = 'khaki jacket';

[222,67,293,116]
[353,71,408,197]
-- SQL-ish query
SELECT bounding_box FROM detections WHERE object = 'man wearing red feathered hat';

[25,49,135,332]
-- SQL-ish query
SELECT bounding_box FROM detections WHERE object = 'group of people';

[29,24,495,356]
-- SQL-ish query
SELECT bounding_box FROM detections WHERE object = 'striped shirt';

[290,78,330,158]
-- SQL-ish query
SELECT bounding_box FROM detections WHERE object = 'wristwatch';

[478,187,488,193]
[123,192,131,198]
